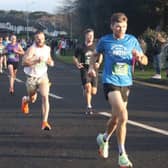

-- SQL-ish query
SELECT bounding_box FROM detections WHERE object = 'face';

[111,21,127,39]
[0,38,3,43]
[85,31,94,44]
[11,35,17,43]
[35,33,45,47]
[5,36,9,41]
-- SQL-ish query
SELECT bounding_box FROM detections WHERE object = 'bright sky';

[0,0,69,14]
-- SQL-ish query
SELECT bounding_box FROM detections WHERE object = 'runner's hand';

[47,60,54,67]
[76,63,84,69]
[132,49,143,62]
[94,62,100,69]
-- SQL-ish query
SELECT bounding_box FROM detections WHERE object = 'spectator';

[152,32,166,79]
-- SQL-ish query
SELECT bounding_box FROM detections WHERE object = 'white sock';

[87,105,92,108]
[24,96,29,102]
[103,132,110,142]
[118,144,126,155]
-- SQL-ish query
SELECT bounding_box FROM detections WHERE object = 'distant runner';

[73,28,102,115]
[5,35,24,94]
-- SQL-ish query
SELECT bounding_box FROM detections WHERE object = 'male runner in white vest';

[21,31,54,130]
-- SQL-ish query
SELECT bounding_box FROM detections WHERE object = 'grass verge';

[55,55,167,80]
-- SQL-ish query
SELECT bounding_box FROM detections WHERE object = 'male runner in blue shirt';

[88,12,148,167]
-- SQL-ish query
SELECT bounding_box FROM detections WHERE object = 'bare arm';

[22,46,40,66]
[13,44,25,56]
[73,56,84,69]
[132,49,148,65]
[94,53,103,69]
[46,50,54,67]
[23,46,54,67]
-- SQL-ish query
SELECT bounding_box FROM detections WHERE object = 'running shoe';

[21,96,29,114]
[118,153,133,168]
[152,74,161,79]
[41,121,51,131]
[96,133,109,158]
[85,107,93,115]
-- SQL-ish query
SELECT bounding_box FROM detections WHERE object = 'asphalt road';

[0,60,167,168]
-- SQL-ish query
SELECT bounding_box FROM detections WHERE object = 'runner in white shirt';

[21,31,54,131]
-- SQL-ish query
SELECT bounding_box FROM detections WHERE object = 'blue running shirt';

[96,34,143,86]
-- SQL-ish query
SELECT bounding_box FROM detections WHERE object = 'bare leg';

[8,64,17,93]
[39,77,50,122]
[105,91,128,154]
[84,83,92,108]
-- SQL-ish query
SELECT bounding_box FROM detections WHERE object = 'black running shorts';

[80,68,98,88]
[103,83,130,102]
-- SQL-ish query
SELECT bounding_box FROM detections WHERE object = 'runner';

[5,35,24,94]
[73,28,102,115]
[21,31,54,130]
[3,35,10,69]
[0,37,5,73]
[88,12,148,167]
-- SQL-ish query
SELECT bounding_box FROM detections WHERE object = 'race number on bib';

[112,62,128,75]
[85,56,90,65]
[36,62,46,70]
[8,53,15,59]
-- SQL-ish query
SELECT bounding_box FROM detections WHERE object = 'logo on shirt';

[110,45,129,57]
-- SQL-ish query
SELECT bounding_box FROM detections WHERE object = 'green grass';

[55,55,167,80]
[134,67,167,79]
[55,55,73,64]
[134,68,154,79]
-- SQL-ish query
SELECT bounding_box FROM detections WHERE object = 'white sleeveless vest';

[24,44,50,78]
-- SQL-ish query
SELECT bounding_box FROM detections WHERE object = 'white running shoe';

[152,74,161,79]
[96,133,109,158]
[118,153,133,168]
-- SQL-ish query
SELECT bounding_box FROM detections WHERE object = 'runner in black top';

[73,28,102,115]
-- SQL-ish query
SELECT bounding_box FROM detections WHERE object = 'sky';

[0,0,70,14]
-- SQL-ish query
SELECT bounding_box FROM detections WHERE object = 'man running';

[0,37,5,73]
[73,28,102,115]
[3,35,10,69]
[21,31,54,130]
[88,12,148,167]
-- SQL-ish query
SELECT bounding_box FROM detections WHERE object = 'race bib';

[0,48,3,54]
[85,55,90,65]
[36,62,46,70]
[8,53,15,59]
[112,62,128,75]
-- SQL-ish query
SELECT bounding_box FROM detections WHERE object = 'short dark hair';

[84,28,94,34]
[35,30,44,35]
[111,12,128,25]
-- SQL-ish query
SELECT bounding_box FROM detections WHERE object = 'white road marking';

[134,80,168,90]
[5,71,168,135]
[128,120,168,136]
[97,111,168,136]
[49,93,63,99]
[15,78,24,83]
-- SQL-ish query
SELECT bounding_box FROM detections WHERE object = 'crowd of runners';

[0,32,54,131]
[0,12,150,168]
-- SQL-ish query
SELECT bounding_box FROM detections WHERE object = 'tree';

[154,0,168,32]
[73,0,168,37]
